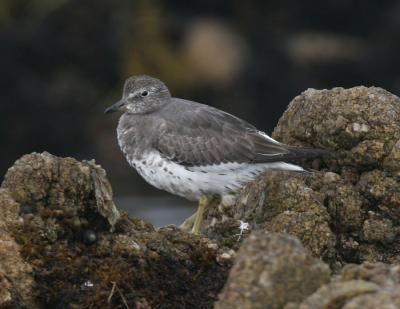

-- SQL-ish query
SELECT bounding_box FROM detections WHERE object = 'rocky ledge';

[1,86,400,308]
[0,153,232,308]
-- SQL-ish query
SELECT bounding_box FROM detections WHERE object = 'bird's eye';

[141,91,149,97]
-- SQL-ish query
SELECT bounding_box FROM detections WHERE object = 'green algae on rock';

[0,152,232,308]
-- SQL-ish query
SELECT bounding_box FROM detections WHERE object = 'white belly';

[126,151,303,201]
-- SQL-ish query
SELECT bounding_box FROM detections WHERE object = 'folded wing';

[154,102,324,166]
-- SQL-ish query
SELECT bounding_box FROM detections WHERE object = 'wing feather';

[153,100,324,166]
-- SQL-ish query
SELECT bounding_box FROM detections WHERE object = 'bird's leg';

[179,212,197,231]
[191,195,210,235]
[180,196,215,234]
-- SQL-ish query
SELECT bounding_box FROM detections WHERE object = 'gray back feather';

[145,98,324,166]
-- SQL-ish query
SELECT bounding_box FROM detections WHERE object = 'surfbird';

[105,75,324,234]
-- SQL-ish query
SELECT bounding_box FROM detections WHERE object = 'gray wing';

[154,101,323,166]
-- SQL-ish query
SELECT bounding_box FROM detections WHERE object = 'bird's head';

[105,75,171,115]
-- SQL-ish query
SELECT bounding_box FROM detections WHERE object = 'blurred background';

[1,0,400,225]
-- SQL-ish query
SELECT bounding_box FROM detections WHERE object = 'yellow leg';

[191,195,209,235]
[179,212,197,231]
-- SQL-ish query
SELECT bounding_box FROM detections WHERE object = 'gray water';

[115,196,197,227]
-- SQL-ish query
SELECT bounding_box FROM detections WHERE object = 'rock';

[203,86,400,269]
[205,172,337,262]
[0,235,36,309]
[357,169,400,221]
[273,86,400,171]
[268,210,334,258]
[342,290,400,309]
[215,232,330,309]
[299,262,400,309]
[338,262,400,285]
[298,280,380,309]
[2,152,120,230]
[362,216,395,244]
[0,189,36,309]
[0,152,231,308]
[323,171,341,183]
[383,139,400,176]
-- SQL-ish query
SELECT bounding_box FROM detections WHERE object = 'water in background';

[115,196,197,228]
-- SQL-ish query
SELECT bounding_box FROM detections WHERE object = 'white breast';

[125,151,303,201]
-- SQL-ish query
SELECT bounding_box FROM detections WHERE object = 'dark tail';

[288,147,328,160]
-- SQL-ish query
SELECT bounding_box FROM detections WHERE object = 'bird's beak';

[104,99,125,114]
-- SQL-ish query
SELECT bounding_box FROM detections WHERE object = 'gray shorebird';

[105,75,324,234]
